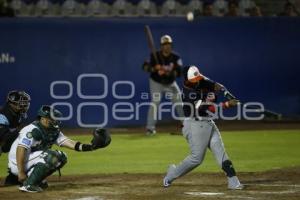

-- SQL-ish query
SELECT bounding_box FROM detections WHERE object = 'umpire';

[0,90,31,185]
[143,35,184,135]
[0,90,30,154]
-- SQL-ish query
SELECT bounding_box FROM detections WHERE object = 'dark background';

[0,17,299,127]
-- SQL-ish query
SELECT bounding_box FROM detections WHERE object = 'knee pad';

[43,150,67,170]
[222,160,236,177]
[24,151,67,186]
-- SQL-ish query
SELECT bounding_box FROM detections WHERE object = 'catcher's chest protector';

[31,122,60,151]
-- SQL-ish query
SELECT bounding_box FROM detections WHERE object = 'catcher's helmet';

[160,35,173,44]
[7,90,31,113]
[38,105,62,129]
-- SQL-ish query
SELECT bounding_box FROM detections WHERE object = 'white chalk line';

[259,191,297,194]
[184,183,300,199]
[184,192,256,199]
[184,192,224,196]
[245,183,300,188]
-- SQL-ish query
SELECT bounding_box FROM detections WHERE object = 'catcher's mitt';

[91,128,111,149]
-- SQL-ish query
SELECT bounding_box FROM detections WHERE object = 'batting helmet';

[183,66,204,83]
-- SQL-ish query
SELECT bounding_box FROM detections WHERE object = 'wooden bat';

[243,104,282,120]
[225,91,282,120]
[144,25,159,65]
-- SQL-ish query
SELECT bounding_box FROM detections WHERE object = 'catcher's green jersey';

[9,121,69,163]
[8,121,69,176]
[29,121,63,152]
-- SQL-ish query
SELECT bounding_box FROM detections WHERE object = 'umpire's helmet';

[7,90,31,113]
[38,105,62,129]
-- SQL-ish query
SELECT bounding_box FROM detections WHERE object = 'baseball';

[187,11,194,22]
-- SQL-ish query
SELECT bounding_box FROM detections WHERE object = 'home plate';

[185,192,224,196]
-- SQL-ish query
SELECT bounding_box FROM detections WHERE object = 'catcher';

[8,105,111,193]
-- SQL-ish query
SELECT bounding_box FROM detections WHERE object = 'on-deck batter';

[142,35,184,135]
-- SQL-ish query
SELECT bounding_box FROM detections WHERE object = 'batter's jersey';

[149,51,183,85]
[8,123,69,165]
[182,78,217,118]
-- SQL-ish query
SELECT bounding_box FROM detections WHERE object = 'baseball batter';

[8,105,111,192]
[143,35,184,135]
[163,66,243,190]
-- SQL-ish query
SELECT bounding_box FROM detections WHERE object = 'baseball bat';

[224,91,282,120]
[144,25,159,65]
[242,104,282,120]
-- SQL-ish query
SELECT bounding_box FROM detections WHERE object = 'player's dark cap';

[7,90,31,113]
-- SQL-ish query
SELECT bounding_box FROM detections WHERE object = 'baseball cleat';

[146,129,156,136]
[163,177,172,188]
[227,176,244,190]
[163,164,176,187]
[19,185,43,193]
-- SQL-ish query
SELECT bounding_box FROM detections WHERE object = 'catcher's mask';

[38,105,62,129]
[7,90,31,114]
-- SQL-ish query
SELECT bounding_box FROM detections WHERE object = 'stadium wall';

[0,17,299,127]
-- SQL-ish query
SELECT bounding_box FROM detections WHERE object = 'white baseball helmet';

[187,66,203,83]
[160,35,173,44]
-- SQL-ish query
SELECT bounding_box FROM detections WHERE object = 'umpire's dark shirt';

[149,51,182,85]
[0,104,24,152]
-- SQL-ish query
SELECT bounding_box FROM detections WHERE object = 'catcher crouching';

[8,105,111,193]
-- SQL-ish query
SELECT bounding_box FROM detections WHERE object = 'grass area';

[0,130,300,177]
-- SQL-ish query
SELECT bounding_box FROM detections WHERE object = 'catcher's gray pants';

[166,118,229,181]
[146,78,184,130]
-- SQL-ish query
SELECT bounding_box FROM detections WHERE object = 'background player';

[163,66,243,190]
[0,90,30,154]
[0,90,31,185]
[143,35,184,135]
[8,105,111,192]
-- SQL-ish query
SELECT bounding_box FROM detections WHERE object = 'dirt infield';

[1,167,299,200]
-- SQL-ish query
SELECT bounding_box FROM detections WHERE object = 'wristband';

[82,144,93,151]
[74,142,93,152]
[75,142,81,151]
